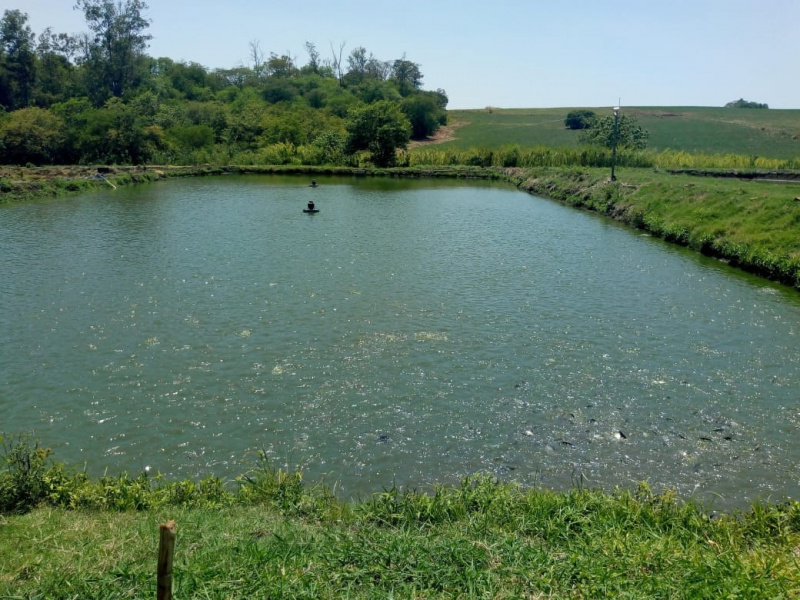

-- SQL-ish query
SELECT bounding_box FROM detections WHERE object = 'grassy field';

[444,107,800,159]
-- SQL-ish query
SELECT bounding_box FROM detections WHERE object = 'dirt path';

[407,120,467,148]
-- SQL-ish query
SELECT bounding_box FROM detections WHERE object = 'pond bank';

[0,164,501,203]
[504,167,800,289]
[2,163,799,289]
[1,440,799,597]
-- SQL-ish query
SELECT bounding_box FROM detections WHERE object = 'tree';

[345,46,368,84]
[34,28,79,106]
[329,41,345,81]
[323,84,358,118]
[74,0,152,104]
[227,88,267,148]
[345,100,411,167]
[249,40,265,81]
[390,57,422,97]
[344,48,390,87]
[353,79,401,104]
[0,107,65,164]
[261,78,298,104]
[167,123,214,150]
[579,113,648,150]
[260,103,339,146]
[70,96,161,163]
[303,42,320,74]
[210,66,251,90]
[312,130,346,164]
[266,53,296,79]
[364,57,390,81]
[564,109,596,130]
[725,98,769,109]
[49,96,93,162]
[401,91,447,140]
[0,10,37,110]
[183,101,229,141]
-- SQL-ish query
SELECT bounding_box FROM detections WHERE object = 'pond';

[2,174,799,508]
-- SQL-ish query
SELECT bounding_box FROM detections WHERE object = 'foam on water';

[1,175,799,508]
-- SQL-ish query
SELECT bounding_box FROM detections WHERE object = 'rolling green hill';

[443,107,800,159]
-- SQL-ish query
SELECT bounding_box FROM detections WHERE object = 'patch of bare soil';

[408,121,467,148]
[633,110,685,118]
[1,165,90,182]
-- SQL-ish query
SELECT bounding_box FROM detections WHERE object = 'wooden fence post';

[157,520,177,600]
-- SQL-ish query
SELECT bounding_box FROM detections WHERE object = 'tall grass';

[408,144,800,170]
[150,137,800,171]
[0,437,326,515]
[2,438,799,598]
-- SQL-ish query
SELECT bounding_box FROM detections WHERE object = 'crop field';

[443,106,800,159]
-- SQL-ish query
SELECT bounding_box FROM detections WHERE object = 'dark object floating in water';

[303,208,320,214]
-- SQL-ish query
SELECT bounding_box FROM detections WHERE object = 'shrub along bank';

[1,437,799,598]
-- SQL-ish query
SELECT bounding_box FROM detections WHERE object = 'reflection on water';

[1,175,799,508]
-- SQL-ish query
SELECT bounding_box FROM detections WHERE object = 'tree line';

[0,1,447,167]
[725,99,769,109]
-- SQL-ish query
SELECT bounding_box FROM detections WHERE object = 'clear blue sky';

[14,0,800,109]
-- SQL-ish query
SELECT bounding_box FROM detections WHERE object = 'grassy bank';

[0,164,501,204]
[1,438,799,598]
[503,167,800,289]
[0,165,204,204]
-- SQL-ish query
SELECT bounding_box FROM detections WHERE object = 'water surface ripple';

[2,175,799,508]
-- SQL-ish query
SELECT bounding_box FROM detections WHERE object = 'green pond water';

[2,174,799,508]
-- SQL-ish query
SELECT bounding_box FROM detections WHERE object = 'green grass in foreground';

[1,438,799,598]
[2,479,800,598]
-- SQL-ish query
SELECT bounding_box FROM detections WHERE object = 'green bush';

[0,434,52,513]
[564,109,597,130]
[167,124,215,150]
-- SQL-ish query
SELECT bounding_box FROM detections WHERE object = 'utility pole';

[610,106,620,181]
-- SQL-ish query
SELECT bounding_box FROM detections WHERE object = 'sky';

[11,0,800,109]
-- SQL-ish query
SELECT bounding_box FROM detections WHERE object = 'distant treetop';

[725,99,769,109]
[564,110,597,130]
